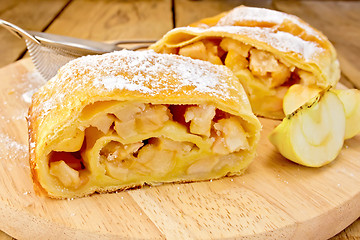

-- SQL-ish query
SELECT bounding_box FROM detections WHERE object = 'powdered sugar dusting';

[97,75,152,93]
[0,133,28,162]
[218,6,286,25]
[1,71,46,122]
[217,6,320,39]
[61,50,238,100]
[171,26,322,61]
[21,71,46,104]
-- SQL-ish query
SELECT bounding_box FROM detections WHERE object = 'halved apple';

[269,89,346,167]
[284,85,360,140]
[332,89,360,139]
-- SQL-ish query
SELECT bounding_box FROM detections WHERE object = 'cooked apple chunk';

[49,161,81,188]
[219,38,251,58]
[212,116,250,154]
[184,104,216,137]
[114,119,137,139]
[178,41,207,60]
[298,70,317,86]
[178,40,223,65]
[90,114,115,134]
[140,149,175,176]
[224,50,248,73]
[136,104,171,133]
[269,89,346,167]
[101,141,143,162]
[112,103,145,122]
[103,161,130,181]
[249,49,291,88]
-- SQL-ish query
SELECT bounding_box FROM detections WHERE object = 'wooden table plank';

[0,0,70,68]
[274,0,360,89]
[174,0,273,27]
[45,0,172,41]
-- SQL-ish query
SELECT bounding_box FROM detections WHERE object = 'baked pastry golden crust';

[28,50,261,198]
[150,5,340,119]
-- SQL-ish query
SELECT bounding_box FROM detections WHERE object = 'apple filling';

[47,102,253,189]
[162,38,318,118]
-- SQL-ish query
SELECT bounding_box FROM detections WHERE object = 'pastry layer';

[28,50,261,198]
[150,6,340,119]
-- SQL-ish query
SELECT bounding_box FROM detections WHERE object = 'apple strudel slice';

[150,5,340,119]
[28,50,261,199]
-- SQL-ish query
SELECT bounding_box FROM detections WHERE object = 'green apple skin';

[333,89,360,139]
[269,91,346,167]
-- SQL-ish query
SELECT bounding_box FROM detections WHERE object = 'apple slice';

[332,89,360,139]
[283,84,322,115]
[269,89,345,167]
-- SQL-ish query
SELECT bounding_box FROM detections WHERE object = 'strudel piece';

[150,6,340,119]
[28,50,261,198]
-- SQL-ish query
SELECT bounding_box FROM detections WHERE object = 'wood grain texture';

[274,0,360,89]
[174,0,273,27]
[45,0,172,41]
[331,219,360,240]
[0,0,70,67]
[0,58,360,240]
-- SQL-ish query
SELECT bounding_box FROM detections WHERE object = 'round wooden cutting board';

[0,59,360,240]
